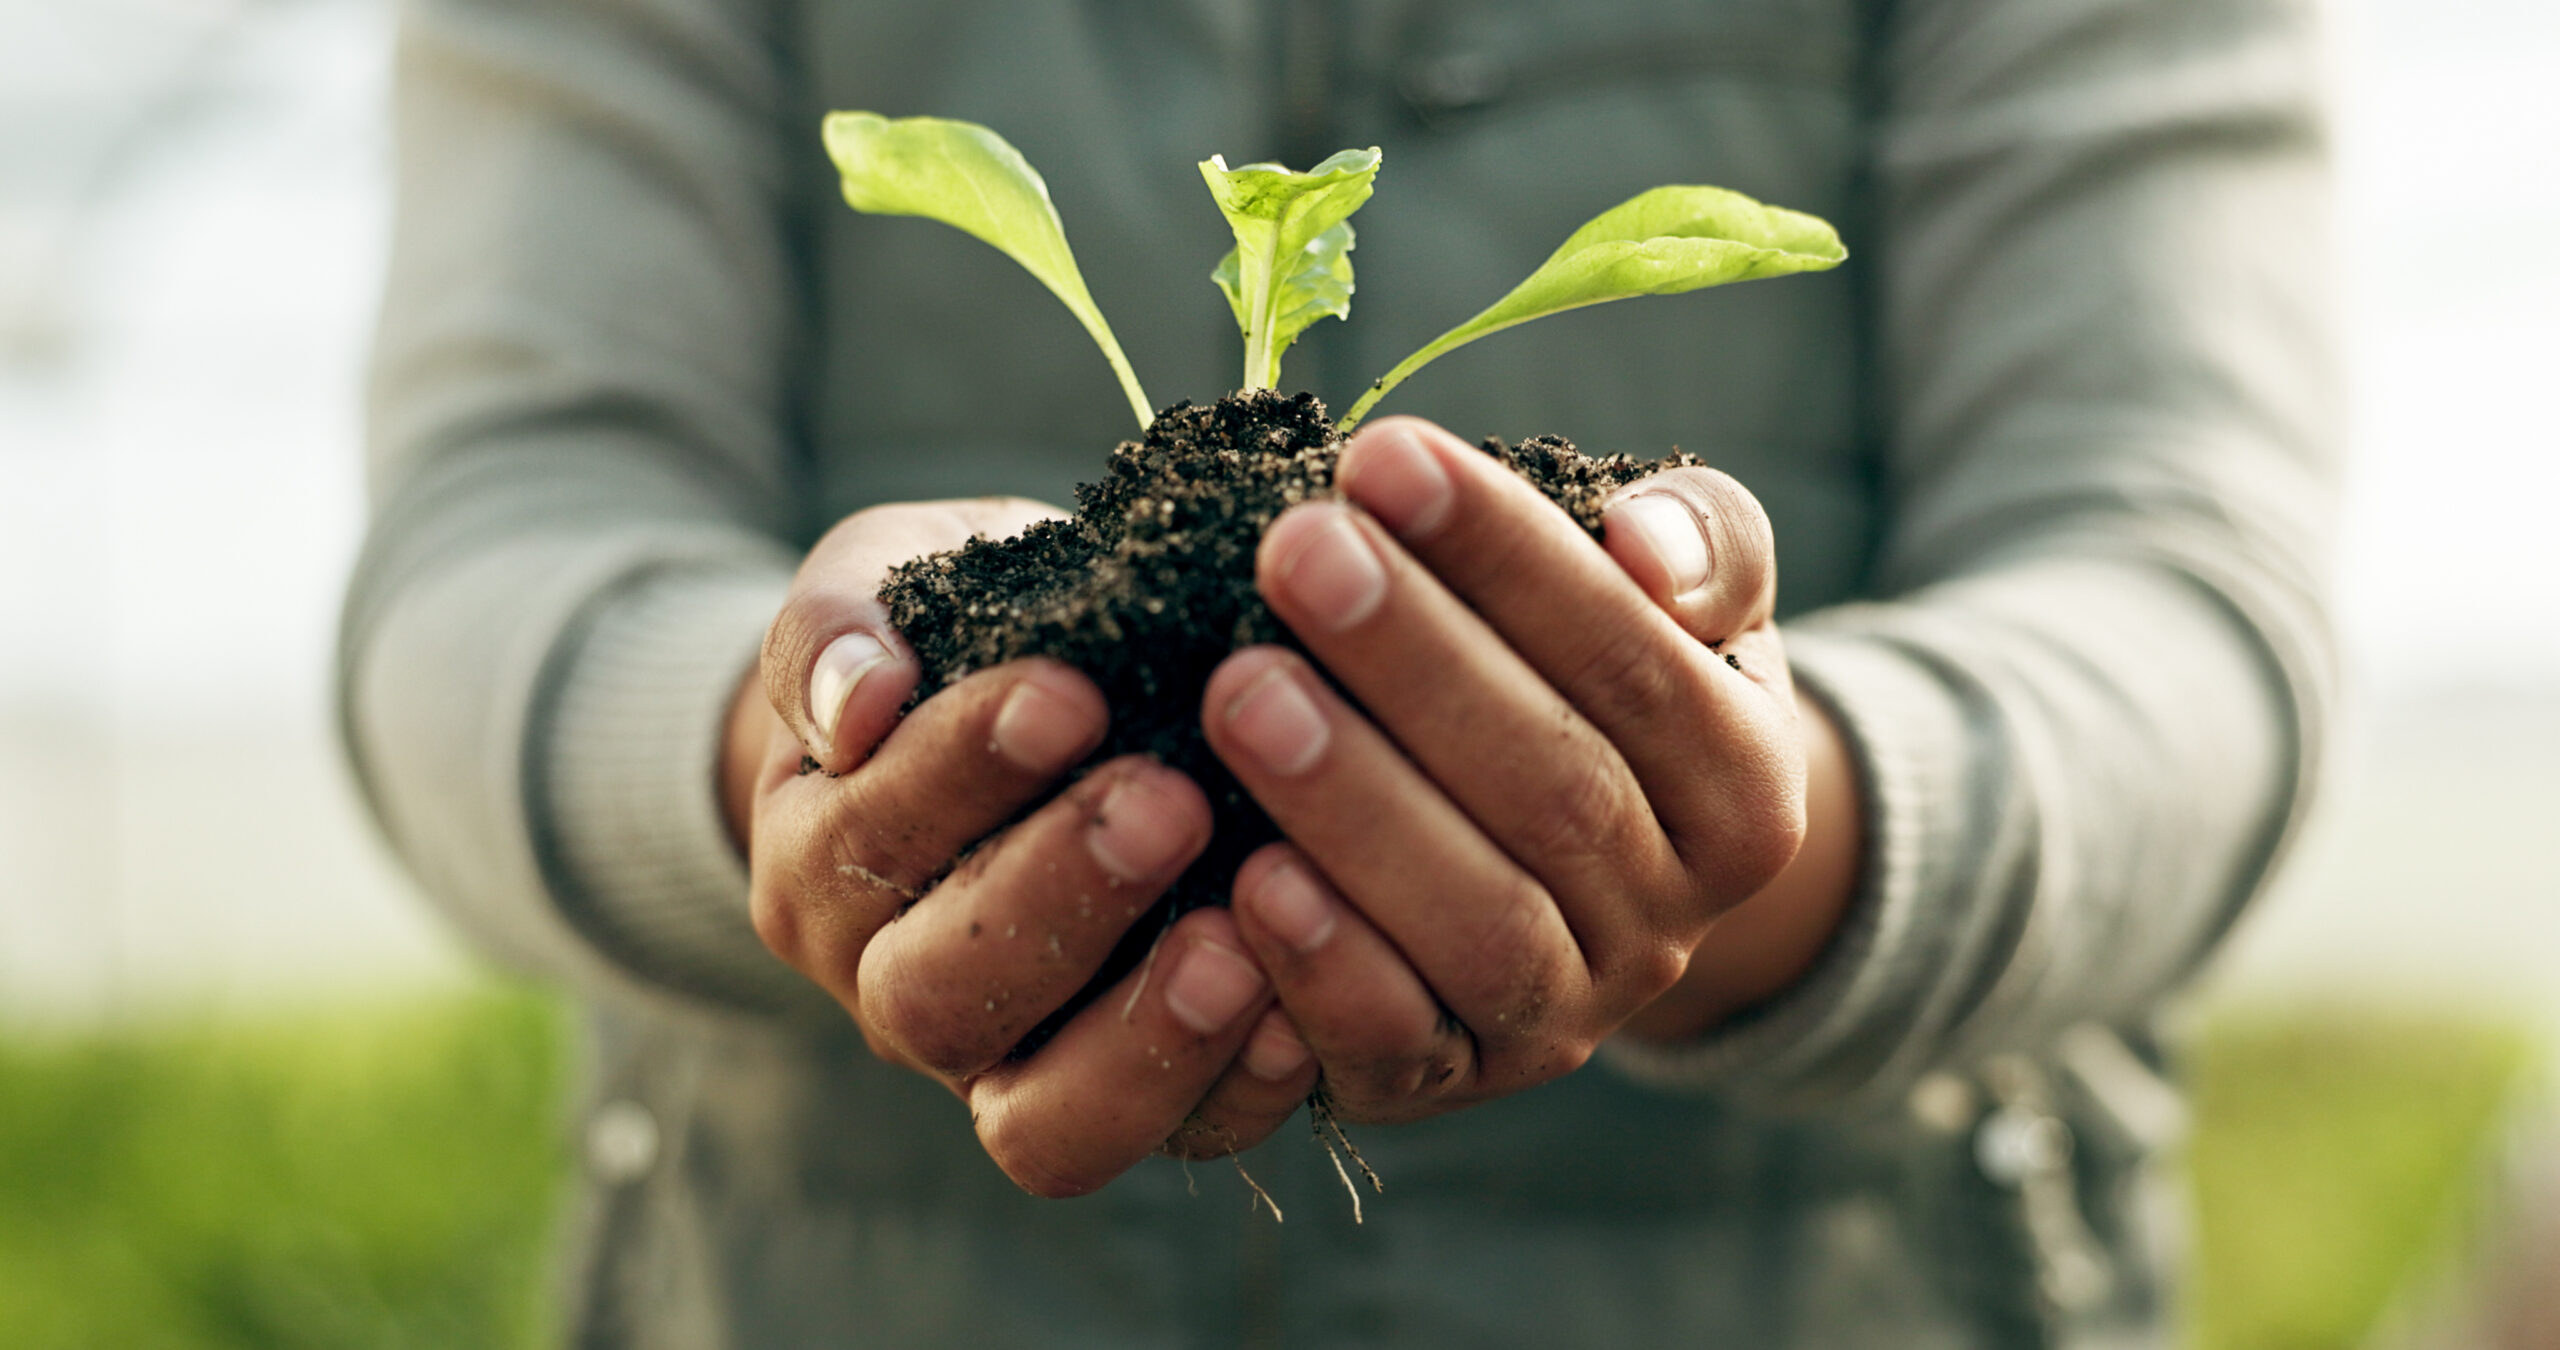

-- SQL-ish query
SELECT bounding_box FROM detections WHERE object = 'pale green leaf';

[822,111,1153,429]
[1199,148,1380,391]
[1340,185,1845,429]
[1212,221,1356,342]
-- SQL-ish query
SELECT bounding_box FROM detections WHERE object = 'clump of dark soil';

[882,389,1691,1042]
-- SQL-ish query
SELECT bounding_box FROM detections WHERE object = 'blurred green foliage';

[0,988,567,1350]
[2186,1006,2542,1350]
[0,989,2539,1348]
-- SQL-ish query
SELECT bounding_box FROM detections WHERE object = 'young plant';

[819,112,1846,429]
[1198,147,1379,393]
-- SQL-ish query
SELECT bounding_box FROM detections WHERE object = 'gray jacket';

[341,0,2339,1343]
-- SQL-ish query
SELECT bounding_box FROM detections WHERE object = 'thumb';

[1600,466,1778,645]
[761,496,1061,769]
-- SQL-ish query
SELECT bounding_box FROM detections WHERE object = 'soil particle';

[883,390,1694,1048]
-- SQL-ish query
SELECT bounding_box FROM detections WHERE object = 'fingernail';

[1087,772,1197,882]
[1278,507,1387,631]
[1248,858,1337,954]
[809,632,891,751]
[1164,939,1265,1035]
[1348,424,1454,539]
[1242,1011,1311,1081]
[991,674,1093,774]
[1224,665,1329,777]
[1611,495,1713,597]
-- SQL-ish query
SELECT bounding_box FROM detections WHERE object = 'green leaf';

[1339,185,1846,429]
[1199,147,1380,391]
[822,111,1154,429]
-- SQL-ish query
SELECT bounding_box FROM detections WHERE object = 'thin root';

[835,861,920,902]
[1321,1140,1363,1225]
[1117,905,1182,1021]
[1232,1156,1283,1223]
[1120,930,1166,1021]
[1167,1116,1283,1223]
[1308,1086,1383,1224]
[1312,1087,1383,1193]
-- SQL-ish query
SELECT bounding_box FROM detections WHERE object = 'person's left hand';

[1187,416,1812,1131]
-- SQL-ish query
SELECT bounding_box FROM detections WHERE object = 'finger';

[1200,646,1600,1033]
[1340,418,1778,646]
[1599,467,1778,645]
[764,497,1063,768]
[967,908,1276,1198]
[1330,419,1794,890]
[1227,845,1519,1120]
[1251,497,1684,943]
[748,658,1105,996]
[1164,1007,1321,1161]
[856,756,1211,1078]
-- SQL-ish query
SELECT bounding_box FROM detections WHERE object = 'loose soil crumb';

[883,389,1694,1049]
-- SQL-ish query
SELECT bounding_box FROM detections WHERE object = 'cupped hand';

[1200,417,1854,1126]
[729,497,1320,1195]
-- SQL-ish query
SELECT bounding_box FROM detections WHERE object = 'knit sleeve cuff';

[1599,617,1993,1108]
[536,561,821,1014]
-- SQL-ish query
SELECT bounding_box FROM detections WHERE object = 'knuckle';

[821,810,934,901]
[1464,875,1563,999]
[863,1001,972,1080]
[860,949,992,1078]
[747,881,805,966]
[1313,1021,1448,1110]
[855,1021,907,1067]
[1560,612,1689,731]
[1708,780,1808,901]
[1390,1043,1474,1102]
[980,1117,1111,1200]
[1490,1036,1592,1092]
[1518,743,1638,877]
[1609,937,1692,1006]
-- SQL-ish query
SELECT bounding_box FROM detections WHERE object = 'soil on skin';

[881,389,1695,1048]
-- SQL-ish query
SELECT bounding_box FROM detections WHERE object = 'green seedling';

[1198,147,1378,394]
[821,112,1844,432]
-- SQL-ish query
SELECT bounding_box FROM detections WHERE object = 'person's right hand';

[726,498,1321,1196]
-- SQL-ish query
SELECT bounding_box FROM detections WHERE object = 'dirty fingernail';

[1225,665,1329,777]
[1249,858,1338,954]
[1611,495,1712,597]
[1348,424,1454,539]
[1087,772,1198,882]
[991,673,1095,774]
[810,632,891,751]
[1242,1011,1311,1081]
[1164,939,1265,1035]
[1279,507,1387,631]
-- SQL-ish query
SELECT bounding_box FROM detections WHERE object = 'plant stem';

[1240,222,1282,391]
[1070,310,1155,430]
[1336,332,1458,431]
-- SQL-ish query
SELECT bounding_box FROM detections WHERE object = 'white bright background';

[1,0,2555,1042]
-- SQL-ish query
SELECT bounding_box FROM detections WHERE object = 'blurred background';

[1,0,2553,1345]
